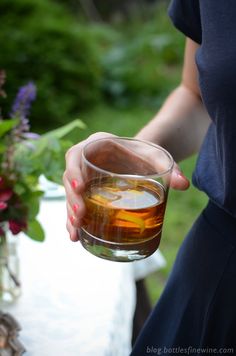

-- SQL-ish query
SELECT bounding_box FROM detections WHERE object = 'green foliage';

[102,33,182,105]
[18,119,86,240]
[27,219,45,242]
[14,119,86,185]
[0,0,102,130]
[97,2,185,106]
[0,1,185,130]
[0,117,85,242]
[0,120,19,138]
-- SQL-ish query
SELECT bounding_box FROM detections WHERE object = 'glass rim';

[82,136,174,179]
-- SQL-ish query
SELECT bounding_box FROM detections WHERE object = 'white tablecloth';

[3,197,165,355]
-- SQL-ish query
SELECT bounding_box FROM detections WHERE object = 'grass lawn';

[78,103,208,305]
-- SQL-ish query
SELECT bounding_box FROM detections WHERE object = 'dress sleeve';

[168,0,202,44]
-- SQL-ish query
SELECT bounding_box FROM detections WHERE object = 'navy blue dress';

[131,1,236,354]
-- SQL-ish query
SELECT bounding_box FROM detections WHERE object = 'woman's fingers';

[63,132,116,241]
[66,213,79,242]
[64,132,115,193]
[64,177,86,219]
[64,143,85,194]
[64,179,86,242]
[66,201,84,241]
[170,163,190,190]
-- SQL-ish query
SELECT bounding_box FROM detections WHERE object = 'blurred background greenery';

[0,0,207,303]
[0,0,184,131]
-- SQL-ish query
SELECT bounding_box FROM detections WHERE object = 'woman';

[63,0,236,353]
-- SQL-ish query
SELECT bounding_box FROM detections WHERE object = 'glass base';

[80,228,161,262]
[0,244,21,306]
[0,289,21,306]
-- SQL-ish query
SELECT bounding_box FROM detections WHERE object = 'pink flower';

[0,201,7,210]
[9,220,27,235]
[0,188,13,202]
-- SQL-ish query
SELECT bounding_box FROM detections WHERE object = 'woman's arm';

[136,38,211,162]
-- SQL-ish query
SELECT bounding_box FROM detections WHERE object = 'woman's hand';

[63,132,115,241]
[63,132,190,242]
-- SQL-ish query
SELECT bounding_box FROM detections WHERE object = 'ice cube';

[111,190,159,209]
[92,187,120,202]
[115,179,135,190]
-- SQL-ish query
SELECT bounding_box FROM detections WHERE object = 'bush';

[99,2,185,106]
[0,0,185,130]
[102,33,182,105]
[0,0,102,130]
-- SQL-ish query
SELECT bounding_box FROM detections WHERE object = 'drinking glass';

[80,137,174,262]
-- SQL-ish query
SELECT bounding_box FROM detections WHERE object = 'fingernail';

[177,172,185,179]
[174,170,190,187]
[174,169,185,179]
[71,179,79,189]
[69,215,76,225]
[73,204,79,213]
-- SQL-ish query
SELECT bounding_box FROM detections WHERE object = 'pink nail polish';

[69,215,75,225]
[71,179,78,189]
[73,204,79,213]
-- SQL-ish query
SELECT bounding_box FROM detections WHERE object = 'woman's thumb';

[170,164,190,190]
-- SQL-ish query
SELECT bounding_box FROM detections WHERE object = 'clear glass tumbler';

[80,137,174,262]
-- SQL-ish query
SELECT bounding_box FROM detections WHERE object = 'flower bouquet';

[0,70,85,302]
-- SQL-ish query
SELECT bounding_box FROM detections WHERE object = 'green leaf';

[47,137,61,152]
[26,219,45,242]
[14,183,26,195]
[0,143,5,154]
[42,119,86,139]
[26,191,44,220]
[27,137,48,158]
[0,119,19,137]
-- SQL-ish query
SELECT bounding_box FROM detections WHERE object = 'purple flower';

[22,132,40,140]
[2,81,38,172]
[9,82,37,142]
[0,69,6,98]
[9,220,27,235]
[0,69,6,119]
[10,82,36,121]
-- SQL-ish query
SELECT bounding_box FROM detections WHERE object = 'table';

[3,196,165,355]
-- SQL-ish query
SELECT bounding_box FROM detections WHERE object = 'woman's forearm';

[136,85,210,163]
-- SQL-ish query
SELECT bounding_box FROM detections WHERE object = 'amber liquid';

[81,177,167,261]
